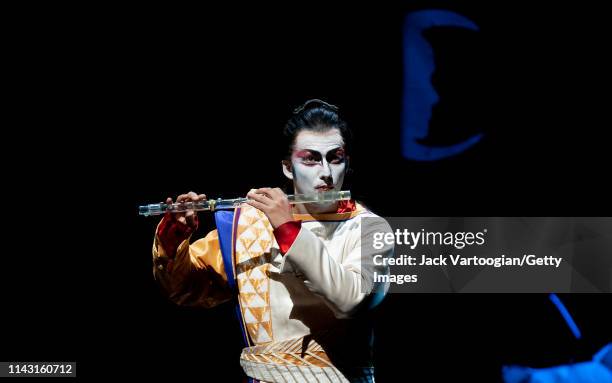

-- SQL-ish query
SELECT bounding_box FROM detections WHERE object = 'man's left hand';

[246,187,294,229]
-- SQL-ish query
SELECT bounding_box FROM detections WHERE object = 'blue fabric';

[503,344,612,383]
[214,209,236,291]
[214,209,250,347]
[594,344,612,370]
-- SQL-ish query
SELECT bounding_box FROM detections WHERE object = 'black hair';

[282,99,352,159]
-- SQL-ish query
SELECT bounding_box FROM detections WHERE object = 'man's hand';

[166,191,206,229]
[246,187,294,229]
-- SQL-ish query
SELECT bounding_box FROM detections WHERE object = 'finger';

[264,187,280,199]
[262,188,288,208]
[271,187,286,199]
[247,190,272,205]
[177,191,199,203]
[252,187,277,202]
[245,199,268,213]
[187,191,199,201]
[247,192,272,205]
[256,187,274,198]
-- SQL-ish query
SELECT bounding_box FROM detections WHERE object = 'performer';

[151,99,393,382]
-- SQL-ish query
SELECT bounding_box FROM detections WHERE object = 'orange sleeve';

[153,227,233,308]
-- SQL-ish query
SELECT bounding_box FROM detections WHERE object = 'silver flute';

[139,190,351,216]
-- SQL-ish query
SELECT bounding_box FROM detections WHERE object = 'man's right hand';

[166,191,206,229]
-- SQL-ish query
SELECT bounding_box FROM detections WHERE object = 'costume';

[152,200,392,382]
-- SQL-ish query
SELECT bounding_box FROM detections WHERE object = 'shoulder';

[353,204,393,235]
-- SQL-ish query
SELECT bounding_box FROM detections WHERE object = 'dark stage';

[2,2,610,381]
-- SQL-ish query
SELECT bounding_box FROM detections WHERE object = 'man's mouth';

[315,185,334,191]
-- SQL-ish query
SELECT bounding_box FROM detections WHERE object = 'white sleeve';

[279,217,393,318]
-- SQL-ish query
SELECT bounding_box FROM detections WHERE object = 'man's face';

[283,128,347,195]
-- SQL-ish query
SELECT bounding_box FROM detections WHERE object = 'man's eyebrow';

[294,146,345,160]
[294,149,321,157]
[295,145,343,153]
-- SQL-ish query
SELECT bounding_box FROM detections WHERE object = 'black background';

[2,1,611,381]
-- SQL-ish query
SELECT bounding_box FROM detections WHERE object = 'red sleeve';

[273,220,302,255]
[157,212,198,258]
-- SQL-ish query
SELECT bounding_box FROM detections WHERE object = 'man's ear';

[282,160,294,180]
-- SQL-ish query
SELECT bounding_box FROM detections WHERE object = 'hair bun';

[293,99,339,114]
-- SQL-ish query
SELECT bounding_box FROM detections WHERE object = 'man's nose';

[319,160,333,183]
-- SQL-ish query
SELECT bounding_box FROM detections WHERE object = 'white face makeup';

[283,129,347,199]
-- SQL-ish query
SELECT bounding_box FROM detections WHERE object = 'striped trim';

[240,336,351,383]
[241,336,334,368]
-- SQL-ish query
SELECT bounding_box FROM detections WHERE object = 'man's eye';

[327,148,346,164]
[303,156,318,163]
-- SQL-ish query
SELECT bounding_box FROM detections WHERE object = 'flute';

[139,190,351,216]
